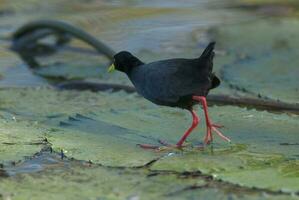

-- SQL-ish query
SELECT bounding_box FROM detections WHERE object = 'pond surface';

[0,0,298,199]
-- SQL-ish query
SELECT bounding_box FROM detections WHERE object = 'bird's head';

[108,51,143,74]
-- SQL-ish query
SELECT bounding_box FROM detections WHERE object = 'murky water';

[0,0,298,199]
[0,0,257,86]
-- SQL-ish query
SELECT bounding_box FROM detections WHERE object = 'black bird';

[108,42,230,148]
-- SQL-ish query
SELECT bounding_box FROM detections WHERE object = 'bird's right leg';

[192,96,230,144]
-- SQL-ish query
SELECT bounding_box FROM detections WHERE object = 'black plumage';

[113,42,219,109]
[109,42,230,147]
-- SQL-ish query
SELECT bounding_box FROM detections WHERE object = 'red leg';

[192,96,231,144]
[176,110,200,147]
[138,110,200,150]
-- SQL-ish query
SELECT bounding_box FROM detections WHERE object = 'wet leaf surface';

[0,0,299,199]
[1,149,297,200]
[210,18,299,103]
[0,88,298,196]
[0,117,46,165]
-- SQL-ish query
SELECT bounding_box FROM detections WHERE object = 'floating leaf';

[0,118,45,164]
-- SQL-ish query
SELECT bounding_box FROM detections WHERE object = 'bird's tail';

[199,42,215,60]
[199,42,216,73]
[199,42,220,89]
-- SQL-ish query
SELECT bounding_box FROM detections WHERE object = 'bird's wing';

[136,43,218,104]
[141,59,211,103]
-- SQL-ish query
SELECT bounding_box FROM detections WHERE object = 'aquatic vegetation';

[0,0,298,199]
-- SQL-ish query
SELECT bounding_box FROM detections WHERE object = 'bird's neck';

[125,60,144,76]
[125,66,137,77]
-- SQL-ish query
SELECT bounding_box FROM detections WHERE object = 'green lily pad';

[151,149,299,192]
[0,0,299,198]
[0,117,45,164]
[0,158,205,200]
[150,106,299,192]
[47,119,161,167]
[0,88,164,167]
[210,18,299,103]
[1,151,297,200]
[0,87,298,194]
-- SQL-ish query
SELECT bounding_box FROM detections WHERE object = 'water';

[0,0,298,199]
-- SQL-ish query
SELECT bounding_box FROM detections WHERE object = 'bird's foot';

[137,143,160,150]
[137,140,189,152]
[204,122,230,144]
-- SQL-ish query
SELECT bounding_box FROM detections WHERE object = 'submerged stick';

[56,81,299,115]
[11,20,115,68]
[11,20,299,115]
[13,20,115,59]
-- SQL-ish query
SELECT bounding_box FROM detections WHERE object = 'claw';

[193,96,230,144]
[211,123,224,128]
[212,126,231,142]
[138,143,181,152]
[137,144,160,149]
[203,123,230,144]
[204,128,212,144]
[138,140,191,151]
[156,145,180,152]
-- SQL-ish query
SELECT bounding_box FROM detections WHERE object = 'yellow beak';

[108,63,115,73]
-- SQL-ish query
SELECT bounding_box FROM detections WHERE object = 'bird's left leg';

[176,109,200,147]
[192,96,231,144]
[138,110,199,150]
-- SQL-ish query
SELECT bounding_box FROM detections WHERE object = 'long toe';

[211,123,224,128]
[137,144,160,150]
[138,142,192,152]
[211,126,231,142]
